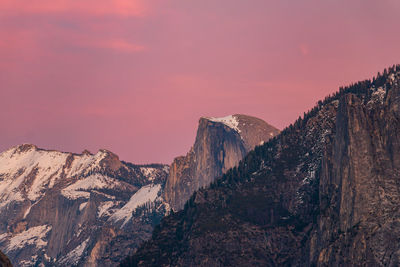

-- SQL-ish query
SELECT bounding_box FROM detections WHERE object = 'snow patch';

[61,174,124,200]
[23,206,32,219]
[140,167,158,181]
[109,184,161,228]
[0,148,69,208]
[68,150,108,177]
[0,146,119,208]
[59,238,90,266]
[0,233,9,242]
[163,165,170,173]
[79,202,88,211]
[0,147,69,202]
[97,201,115,218]
[6,225,52,252]
[91,190,116,200]
[61,190,90,200]
[204,115,241,133]
[23,199,43,219]
[368,86,386,106]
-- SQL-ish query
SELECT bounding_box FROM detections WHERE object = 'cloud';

[0,0,148,17]
[69,35,146,53]
[97,39,146,53]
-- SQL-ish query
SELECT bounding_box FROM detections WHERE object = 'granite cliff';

[164,114,279,211]
[122,66,400,266]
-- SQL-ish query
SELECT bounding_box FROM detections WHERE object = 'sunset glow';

[1,0,400,163]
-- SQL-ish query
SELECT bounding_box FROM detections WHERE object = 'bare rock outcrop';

[163,114,279,211]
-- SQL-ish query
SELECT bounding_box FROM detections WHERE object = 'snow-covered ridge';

[61,174,130,200]
[0,144,126,207]
[0,145,69,204]
[0,225,52,253]
[203,115,241,133]
[109,184,162,228]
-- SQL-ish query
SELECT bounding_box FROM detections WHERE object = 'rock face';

[0,145,169,266]
[0,250,12,267]
[122,66,400,266]
[313,75,400,265]
[163,114,279,211]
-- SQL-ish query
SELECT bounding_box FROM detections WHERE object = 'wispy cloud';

[69,35,147,53]
[97,39,146,53]
[0,0,148,17]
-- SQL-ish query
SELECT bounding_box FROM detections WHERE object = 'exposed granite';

[163,114,279,211]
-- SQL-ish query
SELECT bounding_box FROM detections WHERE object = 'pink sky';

[1,0,400,164]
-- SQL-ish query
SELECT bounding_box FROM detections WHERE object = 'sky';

[1,0,400,164]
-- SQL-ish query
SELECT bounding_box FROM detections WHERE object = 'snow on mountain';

[109,184,162,228]
[0,144,170,266]
[140,167,158,181]
[59,237,90,266]
[1,225,52,252]
[79,202,88,212]
[61,174,128,200]
[68,149,118,177]
[0,144,132,208]
[0,144,69,207]
[97,201,116,218]
[203,115,241,133]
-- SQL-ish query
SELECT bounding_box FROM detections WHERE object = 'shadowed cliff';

[0,251,12,267]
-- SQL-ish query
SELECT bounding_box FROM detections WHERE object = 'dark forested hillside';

[121,65,400,266]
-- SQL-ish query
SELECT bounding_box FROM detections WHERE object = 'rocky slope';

[164,114,279,211]
[0,144,169,266]
[122,66,400,266]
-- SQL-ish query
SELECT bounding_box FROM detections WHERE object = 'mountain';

[122,66,400,266]
[163,114,279,211]
[0,250,12,267]
[0,144,169,266]
[0,114,276,266]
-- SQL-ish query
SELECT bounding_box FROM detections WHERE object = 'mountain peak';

[13,143,38,153]
[81,149,93,156]
[202,115,241,132]
[96,149,122,171]
[164,114,280,211]
[201,114,280,151]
